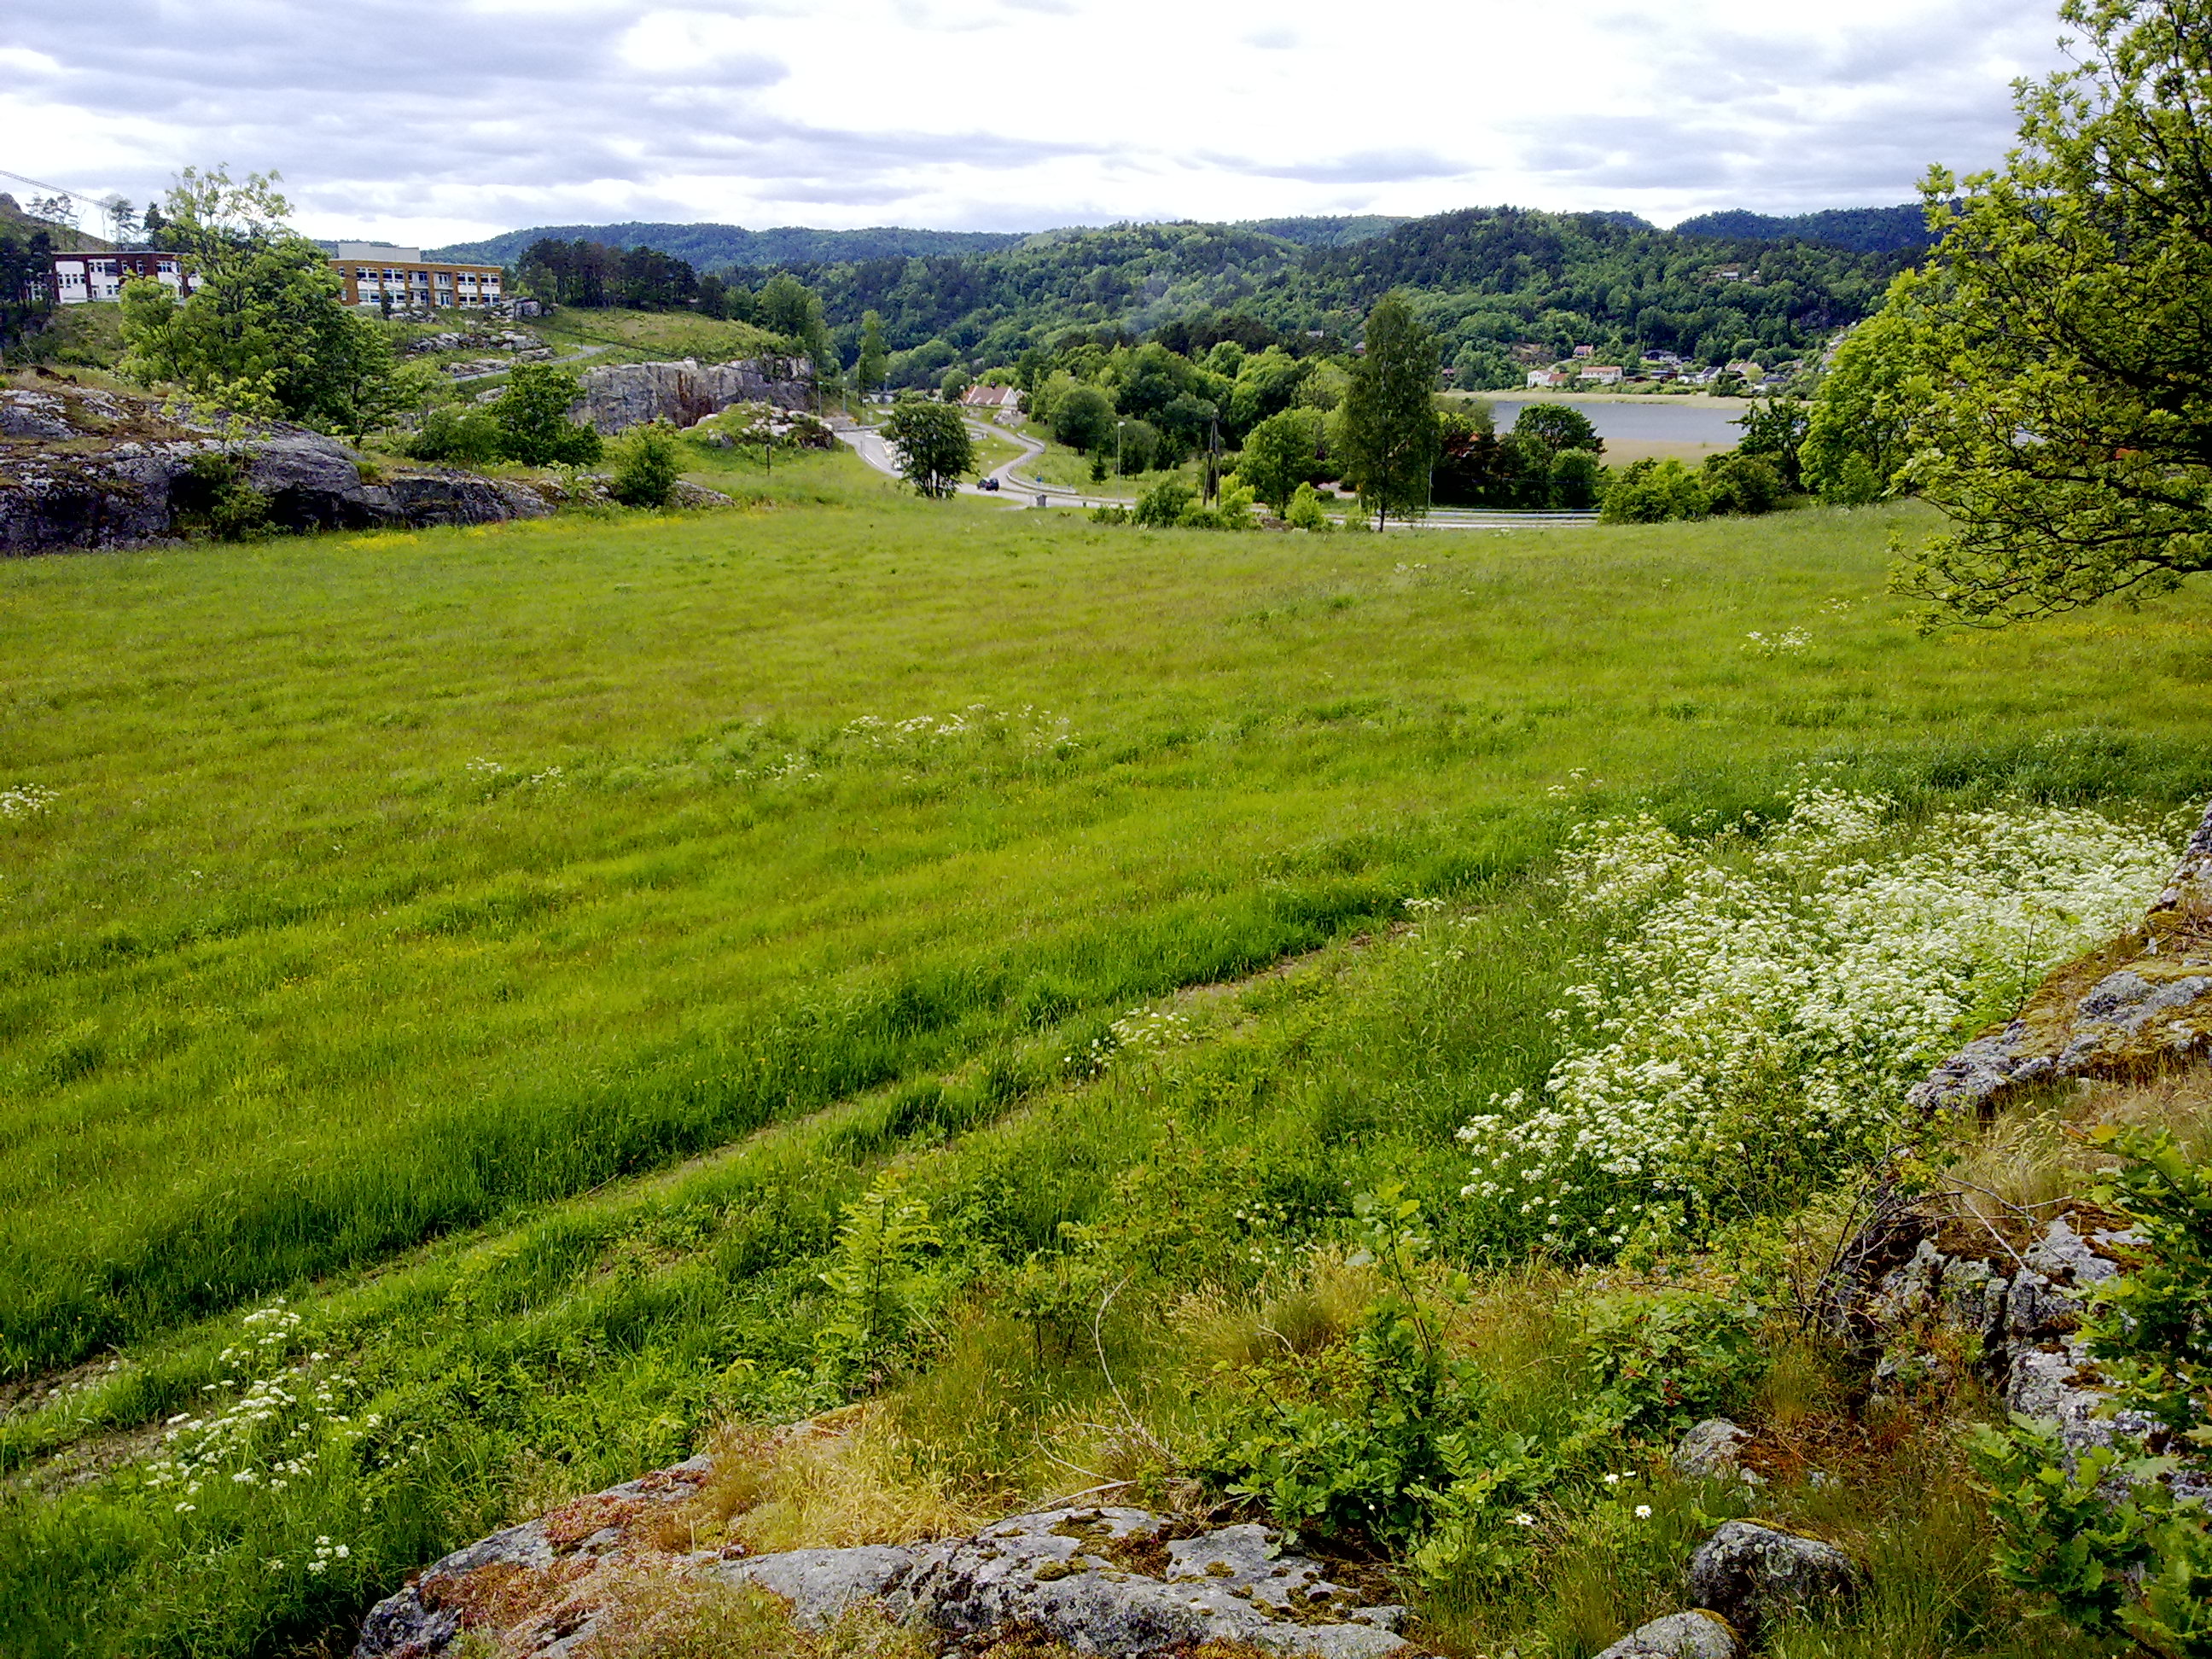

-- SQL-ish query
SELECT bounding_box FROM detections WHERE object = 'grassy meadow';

[4,447,2211,1657]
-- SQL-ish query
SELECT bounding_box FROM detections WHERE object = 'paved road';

[837,416,1598,529]
[836,416,1114,509]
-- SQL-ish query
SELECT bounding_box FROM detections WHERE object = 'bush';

[405,404,505,467]
[1699,452,1786,515]
[1050,384,1116,455]
[1284,480,1334,531]
[1600,458,1709,523]
[494,363,602,467]
[1458,789,2180,1248]
[1970,1126,2212,1658]
[609,421,684,509]
[1132,477,1195,527]
[171,450,270,541]
[1551,449,1608,509]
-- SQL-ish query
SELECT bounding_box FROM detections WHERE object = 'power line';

[0,166,115,211]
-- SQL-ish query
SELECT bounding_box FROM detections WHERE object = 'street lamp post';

[1116,419,1125,482]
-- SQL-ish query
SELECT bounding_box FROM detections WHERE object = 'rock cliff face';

[573,357,812,435]
[1,381,556,553]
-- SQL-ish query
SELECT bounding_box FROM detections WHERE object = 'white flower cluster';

[1459,788,2180,1248]
[1744,629,1812,655]
[1066,1005,1191,1075]
[142,1301,381,1516]
[0,783,57,821]
[841,703,1079,758]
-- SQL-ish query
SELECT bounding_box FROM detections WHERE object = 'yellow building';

[331,242,504,311]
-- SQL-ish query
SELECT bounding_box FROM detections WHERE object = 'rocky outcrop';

[355,1464,1410,1659]
[1,381,557,552]
[573,357,812,434]
[1910,797,2212,1116]
[1684,1521,1860,1638]
[1593,1610,1741,1659]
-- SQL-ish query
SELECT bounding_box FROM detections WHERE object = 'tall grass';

[2,472,2209,1655]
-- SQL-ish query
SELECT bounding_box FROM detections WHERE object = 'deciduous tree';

[883,400,974,497]
[1892,0,2212,624]
[1336,292,1441,529]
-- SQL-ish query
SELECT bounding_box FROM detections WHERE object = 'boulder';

[1594,1610,1742,1659]
[1685,1521,1859,1636]
[1671,1420,1761,1485]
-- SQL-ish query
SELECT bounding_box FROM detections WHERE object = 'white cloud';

[0,0,2067,242]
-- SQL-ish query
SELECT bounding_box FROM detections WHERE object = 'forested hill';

[1301,207,1901,380]
[748,207,1906,387]
[1668,204,1934,253]
[427,221,1027,270]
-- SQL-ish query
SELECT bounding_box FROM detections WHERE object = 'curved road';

[835,416,1597,529]
[836,416,1112,509]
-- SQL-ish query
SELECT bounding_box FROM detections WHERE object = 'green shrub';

[609,421,684,509]
[494,363,602,467]
[1600,458,1709,524]
[1132,477,1195,527]
[1701,451,1788,515]
[1969,1126,2212,1657]
[171,450,270,541]
[1284,480,1334,531]
[405,404,505,467]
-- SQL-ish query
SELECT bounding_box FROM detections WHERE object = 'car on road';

[977,476,1000,492]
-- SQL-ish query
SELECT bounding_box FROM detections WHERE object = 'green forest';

[465,207,1906,391]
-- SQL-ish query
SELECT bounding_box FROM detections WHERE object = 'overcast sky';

[3,0,2066,245]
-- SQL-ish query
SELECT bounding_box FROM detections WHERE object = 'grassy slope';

[7,471,2211,1371]
[3,466,2211,1656]
[529,306,783,364]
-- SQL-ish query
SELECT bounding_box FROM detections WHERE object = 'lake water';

[1485,400,1746,445]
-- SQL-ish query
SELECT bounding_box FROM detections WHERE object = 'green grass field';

[5,451,2210,1656]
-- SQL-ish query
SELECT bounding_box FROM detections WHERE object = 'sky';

[2,0,2069,246]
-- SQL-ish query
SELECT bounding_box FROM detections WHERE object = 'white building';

[49,249,193,306]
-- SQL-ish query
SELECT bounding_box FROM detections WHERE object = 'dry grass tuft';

[572,1572,927,1659]
[690,1408,988,1554]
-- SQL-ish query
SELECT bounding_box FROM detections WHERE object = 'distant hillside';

[0,194,114,253]
[427,222,1027,270]
[1231,215,1409,247]
[1670,205,1934,253]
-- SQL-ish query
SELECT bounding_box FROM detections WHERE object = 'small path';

[447,344,610,384]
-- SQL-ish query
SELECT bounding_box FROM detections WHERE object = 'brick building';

[331,243,504,311]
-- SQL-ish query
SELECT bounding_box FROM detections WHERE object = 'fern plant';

[814,1170,940,1394]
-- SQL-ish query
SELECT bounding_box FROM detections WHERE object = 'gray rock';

[720,1544,913,1617]
[573,358,812,434]
[1594,1610,1742,1659]
[0,389,77,440]
[2005,1270,2081,1342]
[2026,1216,2121,1286]
[1935,1254,2010,1349]
[864,1506,1406,1658]
[1685,1521,1859,1636]
[353,1456,713,1659]
[1672,1420,1761,1484]
[3,385,561,553]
